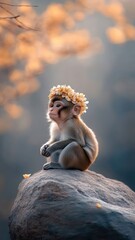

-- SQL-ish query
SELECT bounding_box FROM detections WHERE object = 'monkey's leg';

[43,150,63,170]
[43,162,62,170]
[59,142,90,171]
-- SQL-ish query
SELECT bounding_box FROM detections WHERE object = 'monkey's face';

[48,98,74,123]
[48,100,64,120]
[48,100,68,123]
[48,96,81,125]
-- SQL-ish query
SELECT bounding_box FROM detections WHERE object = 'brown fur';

[40,97,98,170]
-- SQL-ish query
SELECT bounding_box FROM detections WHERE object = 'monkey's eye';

[56,104,61,108]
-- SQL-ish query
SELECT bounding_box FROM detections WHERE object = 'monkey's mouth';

[49,113,57,117]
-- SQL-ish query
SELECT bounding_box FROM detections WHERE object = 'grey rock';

[9,170,135,240]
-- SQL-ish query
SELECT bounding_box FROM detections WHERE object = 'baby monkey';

[40,85,98,171]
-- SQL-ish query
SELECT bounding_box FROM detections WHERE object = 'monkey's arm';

[46,121,83,155]
[46,139,75,155]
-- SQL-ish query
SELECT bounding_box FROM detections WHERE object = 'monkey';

[40,85,98,171]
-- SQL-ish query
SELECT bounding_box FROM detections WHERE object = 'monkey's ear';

[72,104,81,116]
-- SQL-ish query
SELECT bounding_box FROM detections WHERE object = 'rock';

[9,170,135,240]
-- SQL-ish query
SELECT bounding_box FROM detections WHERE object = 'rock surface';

[9,169,135,240]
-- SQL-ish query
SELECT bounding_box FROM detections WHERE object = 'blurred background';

[0,0,135,239]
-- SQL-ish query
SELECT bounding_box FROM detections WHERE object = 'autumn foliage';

[0,0,135,132]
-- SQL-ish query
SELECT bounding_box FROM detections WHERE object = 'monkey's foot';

[43,162,62,170]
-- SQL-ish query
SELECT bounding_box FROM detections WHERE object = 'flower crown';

[48,85,89,114]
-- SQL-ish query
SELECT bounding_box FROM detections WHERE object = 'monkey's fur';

[40,96,98,171]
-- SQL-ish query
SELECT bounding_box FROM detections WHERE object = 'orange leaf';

[23,174,31,179]
[96,203,102,208]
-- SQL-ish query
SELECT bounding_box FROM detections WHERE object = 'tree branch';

[0,4,38,31]
[0,15,20,20]
[0,2,38,7]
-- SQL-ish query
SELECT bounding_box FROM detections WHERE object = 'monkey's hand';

[40,144,50,157]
